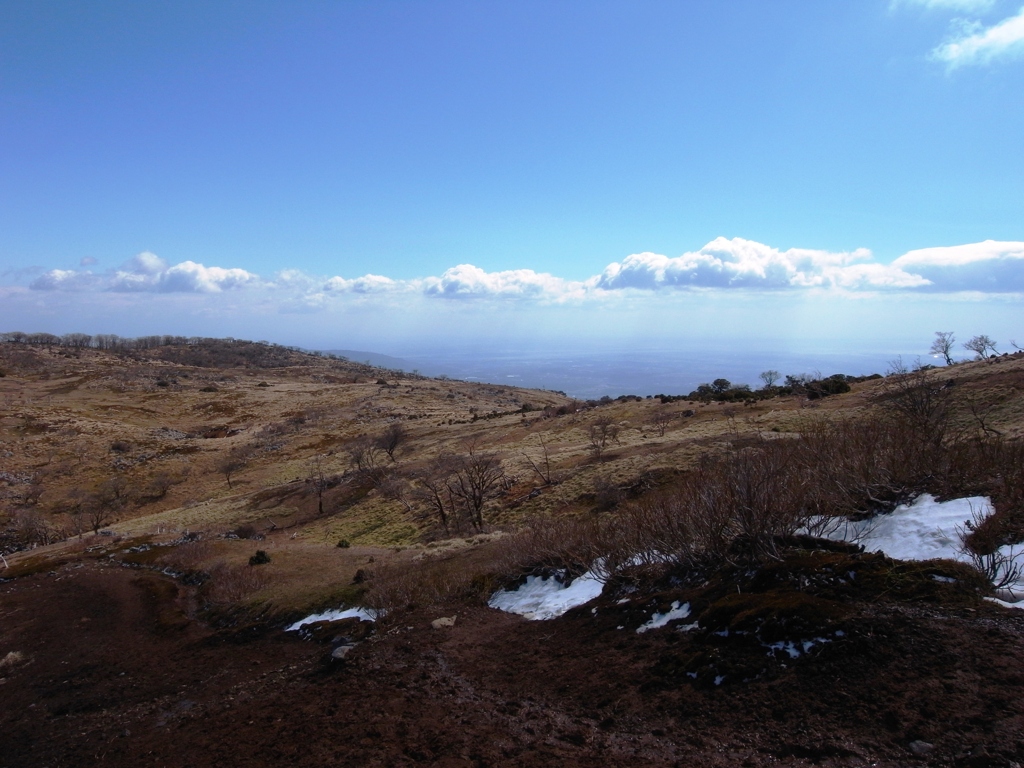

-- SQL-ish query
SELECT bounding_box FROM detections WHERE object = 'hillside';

[2,336,1024,767]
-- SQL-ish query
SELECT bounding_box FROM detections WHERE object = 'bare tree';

[376,422,407,462]
[964,334,997,359]
[588,416,619,459]
[348,436,389,487]
[412,456,460,533]
[758,369,781,389]
[521,435,556,485]
[96,474,130,509]
[929,331,956,366]
[306,454,332,515]
[378,473,413,513]
[448,450,506,531]
[649,409,674,437]
[216,445,253,489]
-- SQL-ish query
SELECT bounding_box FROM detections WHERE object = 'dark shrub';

[249,550,271,566]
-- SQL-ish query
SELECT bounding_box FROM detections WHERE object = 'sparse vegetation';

[3,332,1024,767]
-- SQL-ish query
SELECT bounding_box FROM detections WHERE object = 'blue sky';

[1,0,1022,357]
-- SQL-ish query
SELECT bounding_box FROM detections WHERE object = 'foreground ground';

[3,555,1024,768]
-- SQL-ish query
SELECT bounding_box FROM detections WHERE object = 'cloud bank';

[21,238,1024,309]
[594,237,928,291]
[31,252,260,294]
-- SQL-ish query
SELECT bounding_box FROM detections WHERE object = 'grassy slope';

[3,341,1023,613]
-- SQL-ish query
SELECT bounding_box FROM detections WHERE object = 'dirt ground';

[3,560,1024,768]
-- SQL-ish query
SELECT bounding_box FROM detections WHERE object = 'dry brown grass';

[4,341,1024,615]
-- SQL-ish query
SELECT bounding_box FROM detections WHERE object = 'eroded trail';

[3,562,1024,767]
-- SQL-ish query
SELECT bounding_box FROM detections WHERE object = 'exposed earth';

[3,550,1024,768]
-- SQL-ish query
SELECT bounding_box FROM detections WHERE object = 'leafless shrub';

[521,435,556,485]
[878,358,953,445]
[348,437,390,487]
[376,422,407,462]
[362,557,492,617]
[958,504,1024,595]
[493,516,621,581]
[649,409,675,437]
[588,416,619,458]
[378,473,413,513]
[140,467,188,502]
[163,539,214,570]
[216,445,255,489]
[205,561,271,603]
[11,509,61,547]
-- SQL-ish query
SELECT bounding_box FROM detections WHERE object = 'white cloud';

[595,237,928,291]
[30,269,103,292]
[421,264,573,299]
[932,6,1024,66]
[155,261,259,293]
[31,252,259,294]
[324,274,400,294]
[892,239,1024,290]
[23,239,1024,305]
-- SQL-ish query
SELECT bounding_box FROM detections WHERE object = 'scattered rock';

[0,650,26,671]
[431,616,457,629]
[331,644,356,660]
[908,740,934,756]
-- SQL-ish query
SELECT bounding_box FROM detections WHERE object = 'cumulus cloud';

[21,239,1023,305]
[932,6,1024,66]
[30,269,104,292]
[595,237,929,292]
[324,274,400,294]
[31,252,260,294]
[892,240,1024,291]
[421,264,573,299]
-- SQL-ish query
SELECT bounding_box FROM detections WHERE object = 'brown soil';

[3,559,1024,768]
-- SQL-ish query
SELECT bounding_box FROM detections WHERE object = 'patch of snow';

[767,640,801,659]
[824,494,1024,598]
[766,636,831,659]
[985,596,1024,610]
[488,567,606,620]
[285,606,378,631]
[636,601,691,634]
[834,494,989,561]
[714,675,725,686]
